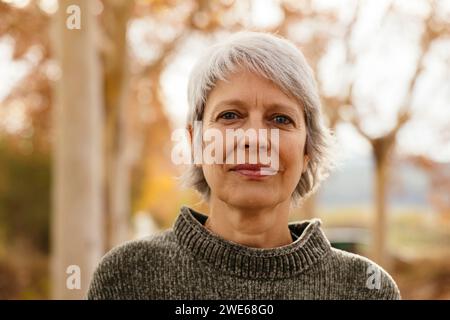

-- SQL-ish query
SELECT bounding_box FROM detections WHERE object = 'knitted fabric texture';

[87,206,401,299]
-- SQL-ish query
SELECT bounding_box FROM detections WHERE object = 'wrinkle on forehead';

[207,70,303,113]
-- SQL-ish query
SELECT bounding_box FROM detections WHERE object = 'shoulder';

[326,248,401,300]
[86,229,178,299]
[99,229,178,265]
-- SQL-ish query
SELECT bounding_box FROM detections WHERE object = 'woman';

[87,31,400,300]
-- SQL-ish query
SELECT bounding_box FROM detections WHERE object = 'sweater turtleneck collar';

[173,205,332,280]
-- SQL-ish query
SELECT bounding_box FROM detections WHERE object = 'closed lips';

[231,164,268,171]
[230,164,278,176]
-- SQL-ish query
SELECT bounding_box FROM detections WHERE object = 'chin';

[225,192,277,208]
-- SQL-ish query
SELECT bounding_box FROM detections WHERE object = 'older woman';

[87,31,400,300]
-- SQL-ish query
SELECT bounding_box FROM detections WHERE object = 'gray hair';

[182,31,335,207]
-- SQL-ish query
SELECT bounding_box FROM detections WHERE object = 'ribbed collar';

[173,206,332,280]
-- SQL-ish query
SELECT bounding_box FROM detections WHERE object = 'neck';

[205,196,293,248]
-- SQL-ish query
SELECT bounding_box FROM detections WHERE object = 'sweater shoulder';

[86,229,177,299]
[102,229,177,261]
[97,229,178,269]
[327,248,401,300]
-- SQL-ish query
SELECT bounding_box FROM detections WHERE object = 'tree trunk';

[371,136,394,268]
[102,0,133,249]
[51,0,104,299]
[373,157,388,266]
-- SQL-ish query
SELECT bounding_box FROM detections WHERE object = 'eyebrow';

[213,99,247,110]
[213,99,301,114]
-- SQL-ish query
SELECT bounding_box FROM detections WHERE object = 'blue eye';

[220,112,239,120]
[273,115,292,125]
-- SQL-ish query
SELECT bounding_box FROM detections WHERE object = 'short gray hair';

[182,31,335,207]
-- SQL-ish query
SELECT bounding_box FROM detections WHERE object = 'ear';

[187,124,202,168]
[302,154,310,174]
[187,124,193,145]
[302,135,310,174]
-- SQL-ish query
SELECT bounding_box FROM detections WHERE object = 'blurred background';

[0,0,449,299]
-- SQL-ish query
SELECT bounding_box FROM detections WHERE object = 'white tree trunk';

[51,0,104,299]
[102,0,133,249]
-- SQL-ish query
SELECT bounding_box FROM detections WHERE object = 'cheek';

[201,165,215,193]
[202,164,217,180]
[201,164,225,189]
[279,133,306,175]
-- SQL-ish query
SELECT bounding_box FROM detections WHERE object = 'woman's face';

[198,70,309,209]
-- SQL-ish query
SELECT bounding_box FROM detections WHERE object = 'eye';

[272,115,293,125]
[219,111,240,120]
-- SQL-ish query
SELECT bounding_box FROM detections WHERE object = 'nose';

[224,112,279,168]
[243,132,269,151]
[239,114,270,151]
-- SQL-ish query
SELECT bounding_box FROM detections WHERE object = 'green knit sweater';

[87,206,401,299]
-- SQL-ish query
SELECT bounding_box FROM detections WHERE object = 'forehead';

[206,70,300,110]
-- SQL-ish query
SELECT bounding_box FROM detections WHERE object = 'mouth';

[229,164,278,179]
